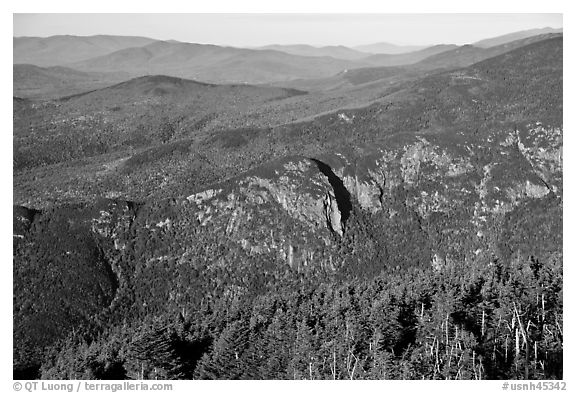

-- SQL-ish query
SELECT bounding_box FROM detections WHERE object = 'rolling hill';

[353,42,428,54]
[13,34,158,66]
[256,44,371,60]
[271,33,562,92]
[62,74,306,106]
[473,27,562,48]
[67,40,367,84]
[362,44,458,66]
[12,74,308,173]
[414,32,562,70]
[13,29,564,87]
[13,64,130,99]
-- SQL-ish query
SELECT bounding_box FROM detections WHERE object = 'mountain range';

[271,32,562,92]
[13,27,563,92]
[255,44,371,60]
[13,34,157,66]
[353,42,428,54]
[13,64,129,99]
[472,26,562,47]
[13,27,563,380]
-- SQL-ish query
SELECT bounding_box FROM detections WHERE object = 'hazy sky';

[13,13,563,47]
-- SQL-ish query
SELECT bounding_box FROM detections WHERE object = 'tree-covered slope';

[13,36,563,380]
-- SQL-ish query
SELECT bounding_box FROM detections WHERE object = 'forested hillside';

[13,36,563,380]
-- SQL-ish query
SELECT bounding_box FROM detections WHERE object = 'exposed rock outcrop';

[14,124,562,273]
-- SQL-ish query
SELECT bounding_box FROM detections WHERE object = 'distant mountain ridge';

[16,32,557,97]
[13,64,129,99]
[353,42,428,54]
[13,35,158,66]
[67,40,367,84]
[362,44,459,66]
[272,32,562,92]
[13,29,563,87]
[473,27,562,48]
[415,32,562,70]
[64,74,306,103]
[255,44,371,60]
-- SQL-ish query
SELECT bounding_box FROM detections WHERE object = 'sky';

[13,13,563,47]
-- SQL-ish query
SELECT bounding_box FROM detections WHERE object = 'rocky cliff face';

[13,120,562,282]
[122,156,351,272]
[184,121,561,271]
[318,123,562,266]
[41,121,555,275]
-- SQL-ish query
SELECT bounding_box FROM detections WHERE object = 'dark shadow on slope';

[309,158,352,226]
[13,365,40,380]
